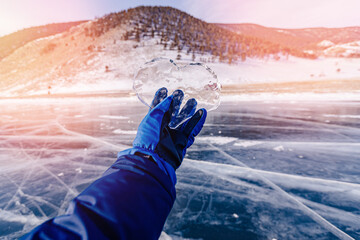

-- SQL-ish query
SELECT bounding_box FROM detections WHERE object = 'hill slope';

[0,21,86,61]
[1,6,359,98]
[85,6,313,61]
[0,6,307,97]
[218,23,360,56]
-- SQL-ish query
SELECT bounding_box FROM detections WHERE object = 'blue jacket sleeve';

[21,153,176,240]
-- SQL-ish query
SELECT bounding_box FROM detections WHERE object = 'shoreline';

[221,78,360,94]
[0,78,360,101]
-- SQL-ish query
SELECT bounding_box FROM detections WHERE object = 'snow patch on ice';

[99,115,129,120]
[273,145,285,151]
[198,136,237,145]
[234,140,263,147]
[113,129,137,135]
[323,114,360,119]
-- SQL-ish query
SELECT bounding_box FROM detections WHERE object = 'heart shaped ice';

[133,58,221,112]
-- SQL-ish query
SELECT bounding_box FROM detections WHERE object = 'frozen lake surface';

[0,97,359,239]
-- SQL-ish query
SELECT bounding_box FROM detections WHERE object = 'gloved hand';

[132,87,207,170]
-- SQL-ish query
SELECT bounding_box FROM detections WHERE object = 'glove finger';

[150,87,168,110]
[182,108,207,138]
[169,98,197,128]
[169,89,184,125]
[133,94,174,149]
[149,94,174,119]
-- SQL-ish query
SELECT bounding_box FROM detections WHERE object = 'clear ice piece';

[133,58,221,112]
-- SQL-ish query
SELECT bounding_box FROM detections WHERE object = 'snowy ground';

[1,31,359,97]
[209,57,360,85]
[0,96,359,239]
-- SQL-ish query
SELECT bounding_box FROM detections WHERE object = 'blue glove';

[132,87,207,171]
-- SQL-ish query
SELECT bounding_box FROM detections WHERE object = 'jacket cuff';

[117,148,177,186]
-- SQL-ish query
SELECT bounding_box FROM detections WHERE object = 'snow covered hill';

[0,6,359,97]
[0,22,166,97]
[0,21,86,61]
[218,23,360,53]
[323,41,360,57]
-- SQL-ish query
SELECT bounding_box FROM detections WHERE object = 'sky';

[0,0,359,37]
